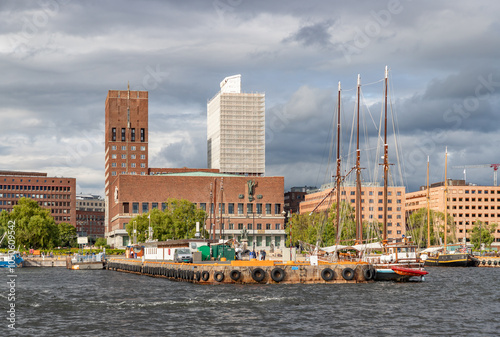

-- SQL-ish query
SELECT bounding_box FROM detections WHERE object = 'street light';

[252,210,255,253]
[282,210,292,261]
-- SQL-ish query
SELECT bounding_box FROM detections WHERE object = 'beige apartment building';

[406,180,500,243]
[300,183,407,241]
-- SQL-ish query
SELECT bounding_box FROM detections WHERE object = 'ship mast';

[336,81,341,244]
[212,178,217,241]
[427,156,430,248]
[382,66,389,247]
[355,74,362,244]
[444,148,448,250]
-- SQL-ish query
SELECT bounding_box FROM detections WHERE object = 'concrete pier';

[106,259,376,284]
[478,258,500,267]
[23,257,67,267]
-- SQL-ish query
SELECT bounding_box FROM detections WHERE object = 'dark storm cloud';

[283,20,335,47]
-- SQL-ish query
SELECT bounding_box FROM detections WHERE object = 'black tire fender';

[230,270,241,281]
[363,267,375,280]
[321,268,335,281]
[214,271,225,282]
[251,268,266,282]
[270,267,285,282]
[342,267,355,281]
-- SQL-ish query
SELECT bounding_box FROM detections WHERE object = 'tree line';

[287,202,496,250]
[125,198,206,243]
[0,198,77,249]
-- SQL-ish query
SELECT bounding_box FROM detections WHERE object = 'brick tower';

[104,85,148,235]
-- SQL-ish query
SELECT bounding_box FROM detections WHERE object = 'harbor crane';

[451,164,500,186]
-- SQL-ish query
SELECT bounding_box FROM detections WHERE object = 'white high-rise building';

[207,75,265,176]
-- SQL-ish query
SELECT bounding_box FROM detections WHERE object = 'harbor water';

[1,267,499,336]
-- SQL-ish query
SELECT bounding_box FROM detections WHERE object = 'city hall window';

[112,128,116,141]
[131,128,136,142]
[140,128,145,142]
[121,128,126,141]
[266,203,271,214]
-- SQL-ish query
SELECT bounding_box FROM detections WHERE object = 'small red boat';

[391,266,429,277]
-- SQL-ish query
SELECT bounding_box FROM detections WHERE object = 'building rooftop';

[153,171,263,178]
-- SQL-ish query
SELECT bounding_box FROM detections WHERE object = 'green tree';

[286,212,328,247]
[327,201,357,245]
[0,197,60,249]
[164,198,206,239]
[95,237,108,248]
[286,201,374,248]
[126,198,206,243]
[58,222,77,247]
[126,213,151,243]
[407,207,456,247]
[470,220,495,250]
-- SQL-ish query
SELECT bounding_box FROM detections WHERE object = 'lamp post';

[479,221,482,256]
[133,221,137,245]
[252,210,255,253]
[282,210,292,261]
[289,211,292,261]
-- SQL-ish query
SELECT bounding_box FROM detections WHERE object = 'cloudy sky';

[1,0,500,195]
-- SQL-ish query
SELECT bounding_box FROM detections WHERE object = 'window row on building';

[110,145,147,151]
[387,230,402,235]
[110,154,147,159]
[0,184,71,192]
[452,213,500,218]
[221,223,282,230]
[111,127,145,142]
[348,198,403,204]
[451,197,500,202]
[346,190,402,196]
[122,201,283,216]
[110,162,147,168]
[111,172,147,176]
[77,201,104,207]
[462,189,500,194]
[0,193,71,200]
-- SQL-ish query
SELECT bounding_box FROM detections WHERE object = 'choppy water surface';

[1,266,499,336]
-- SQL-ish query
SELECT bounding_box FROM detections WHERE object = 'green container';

[222,247,235,261]
[213,245,235,261]
[198,246,211,261]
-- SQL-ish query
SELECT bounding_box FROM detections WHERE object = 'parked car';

[174,248,193,263]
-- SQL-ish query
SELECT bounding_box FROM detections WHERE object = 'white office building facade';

[207,75,265,176]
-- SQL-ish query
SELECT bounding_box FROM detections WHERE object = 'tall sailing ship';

[321,67,427,281]
[422,149,479,267]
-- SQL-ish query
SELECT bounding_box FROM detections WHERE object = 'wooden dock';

[106,259,376,284]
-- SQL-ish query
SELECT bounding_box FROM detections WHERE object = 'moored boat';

[0,252,23,268]
[422,247,479,267]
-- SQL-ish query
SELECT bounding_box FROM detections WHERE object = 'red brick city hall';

[108,171,286,248]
